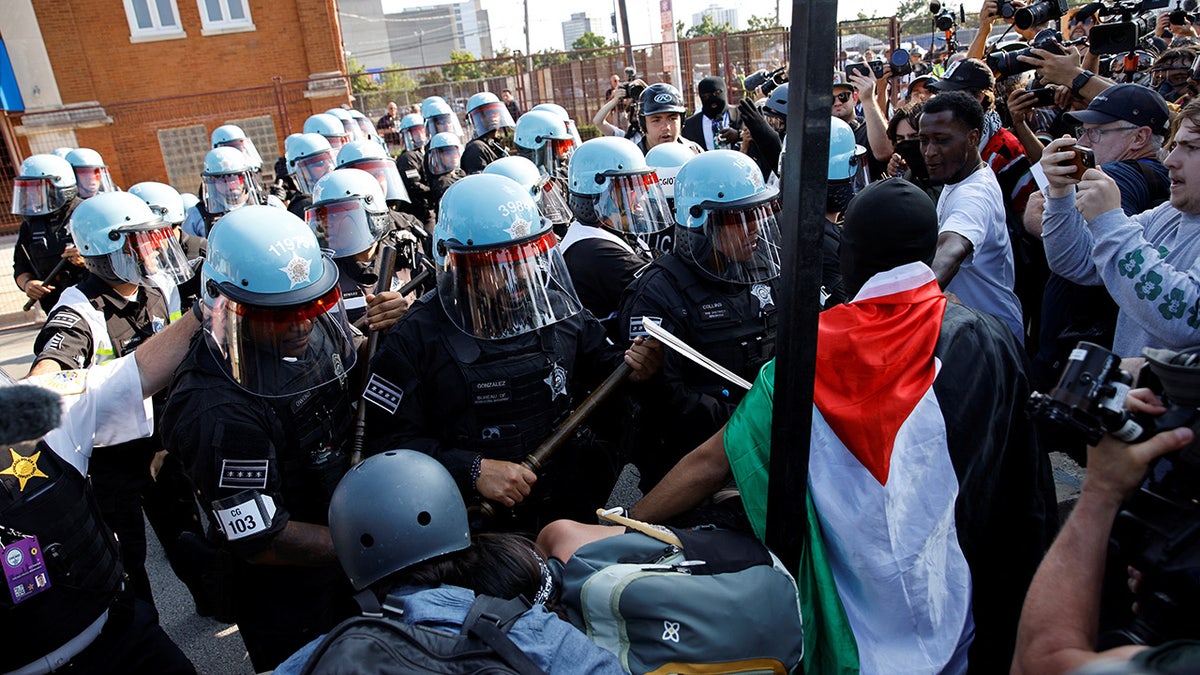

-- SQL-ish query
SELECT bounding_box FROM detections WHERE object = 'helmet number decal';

[268,236,316,258]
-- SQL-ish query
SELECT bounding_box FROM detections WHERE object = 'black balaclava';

[839,179,938,297]
[698,76,728,120]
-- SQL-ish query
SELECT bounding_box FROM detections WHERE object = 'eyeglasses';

[1078,125,1138,143]
[1068,17,1094,26]
[835,92,854,103]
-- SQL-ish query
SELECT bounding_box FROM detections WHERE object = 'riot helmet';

[328,449,471,591]
[421,97,464,138]
[200,206,354,398]
[128,181,187,226]
[304,113,351,151]
[398,113,428,151]
[181,192,200,211]
[513,110,575,179]
[347,109,380,145]
[638,83,686,123]
[483,156,572,232]
[644,141,695,206]
[12,154,78,216]
[434,174,582,340]
[531,103,583,147]
[827,116,867,213]
[336,140,409,205]
[306,168,391,258]
[674,149,783,285]
[65,148,117,200]
[211,124,263,172]
[427,132,463,176]
[70,191,193,287]
[325,108,363,142]
[202,147,262,215]
[566,136,672,237]
[466,91,516,139]
[285,133,337,196]
[763,82,789,118]
[51,147,74,159]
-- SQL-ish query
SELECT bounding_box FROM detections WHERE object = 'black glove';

[738,98,782,179]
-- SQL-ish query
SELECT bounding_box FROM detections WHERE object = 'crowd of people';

[6,1,1200,672]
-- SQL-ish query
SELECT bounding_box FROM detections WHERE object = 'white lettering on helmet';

[654,93,675,104]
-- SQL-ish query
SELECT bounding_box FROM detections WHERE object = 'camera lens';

[1000,0,1016,18]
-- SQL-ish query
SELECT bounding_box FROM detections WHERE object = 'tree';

[443,50,483,82]
[347,56,380,94]
[531,48,569,69]
[483,47,519,77]
[745,14,780,31]
[570,31,620,60]
[685,14,733,38]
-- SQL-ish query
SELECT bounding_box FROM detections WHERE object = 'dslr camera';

[987,28,1074,77]
[1013,0,1070,29]
[744,66,787,96]
[1090,0,1171,54]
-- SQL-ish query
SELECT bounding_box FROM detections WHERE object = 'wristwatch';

[1070,70,1095,96]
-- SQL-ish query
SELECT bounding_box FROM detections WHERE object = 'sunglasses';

[835,91,855,103]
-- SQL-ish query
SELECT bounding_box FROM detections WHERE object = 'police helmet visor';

[293,151,336,195]
[217,137,264,171]
[564,119,583,146]
[468,102,516,138]
[517,139,575,179]
[595,172,673,237]
[437,230,582,340]
[354,118,376,140]
[676,198,784,284]
[323,134,348,152]
[12,178,63,216]
[305,199,391,258]
[426,114,462,138]
[343,158,410,204]
[204,284,357,398]
[338,118,362,142]
[203,171,259,214]
[401,125,429,151]
[534,177,573,227]
[110,225,194,287]
[73,167,117,199]
[428,145,462,176]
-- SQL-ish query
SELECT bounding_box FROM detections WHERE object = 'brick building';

[0,0,352,228]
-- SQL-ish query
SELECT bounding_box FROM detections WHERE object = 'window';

[197,0,255,35]
[225,115,279,181]
[123,0,186,42]
[158,124,209,192]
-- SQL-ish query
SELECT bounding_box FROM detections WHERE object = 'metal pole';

[765,0,837,573]
[617,0,635,72]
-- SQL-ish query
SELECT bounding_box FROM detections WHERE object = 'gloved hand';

[738,98,782,178]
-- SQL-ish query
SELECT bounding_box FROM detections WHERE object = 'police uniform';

[395,150,435,232]
[160,335,356,671]
[363,294,624,532]
[461,136,508,175]
[1,361,194,674]
[334,226,426,327]
[559,222,652,336]
[13,199,87,312]
[618,254,778,487]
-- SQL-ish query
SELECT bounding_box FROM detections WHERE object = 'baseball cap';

[929,58,995,92]
[1064,83,1170,136]
[832,72,855,91]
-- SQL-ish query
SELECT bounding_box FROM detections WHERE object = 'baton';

[478,360,634,520]
[23,257,71,312]
[349,245,397,465]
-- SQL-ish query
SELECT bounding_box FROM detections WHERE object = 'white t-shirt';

[936,165,1024,343]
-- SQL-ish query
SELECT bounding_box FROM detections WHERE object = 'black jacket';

[681,107,742,151]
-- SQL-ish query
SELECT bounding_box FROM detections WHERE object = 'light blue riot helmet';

[427,132,463,176]
[421,97,464,138]
[69,191,193,287]
[51,147,74,159]
[674,149,783,285]
[531,103,583,147]
[200,205,354,398]
[483,156,572,231]
[644,141,696,204]
[304,113,351,152]
[306,168,390,258]
[211,124,263,172]
[466,91,515,139]
[65,148,117,199]
[12,154,78,216]
[398,113,428,151]
[566,136,672,238]
[325,108,363,142]
[346,109,381,146]
[434,174,582,340]
[128,181,186,226]
[336,140,409,205]
[827,116,866,214]
[328,449,471,591]
[202,146,262,215]
[181,193,200,211]
[513,110,575,179]
[286,133,336,196]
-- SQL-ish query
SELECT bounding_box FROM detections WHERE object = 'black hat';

[929,58,995,92]
[840,179,939,295]
[1064,83,1170,136]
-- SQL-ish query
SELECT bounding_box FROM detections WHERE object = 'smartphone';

[844,63,871,80]
[1028,87,1057,107]
[1068,144,1096,180]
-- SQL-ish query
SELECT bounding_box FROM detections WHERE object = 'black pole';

[616,0,636,73]
[765,0,837,573]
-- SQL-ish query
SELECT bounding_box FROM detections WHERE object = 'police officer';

[324,108,363,143]
[617,150,784,489]
[643,141,696,254]
[304,113,351,153]
[531,102,584,147]
[305,168,417,330]
[1,313,200,675]
[160,206,359,671]
[562,136,673,336]
[12,154,88,313]
[283,132,337,219]
[65,148,118,200]
[635,83,703,155]
[211,124,264,174]
[28,191,195,610]
[462,91,515,174]
[362,174,661,533]
[427,131,466,214]
[422,96,465,140]
[128,181,206,309]
[513,109,576,183]
[394,112,436,230]
[483,156,572,237]
[335,139,429,255]
[182,146,271,238]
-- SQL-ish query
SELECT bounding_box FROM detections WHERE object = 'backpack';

[300,594,547,675]
[554,526,804,675]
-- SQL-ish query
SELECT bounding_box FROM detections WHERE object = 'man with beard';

[682,76,742,151]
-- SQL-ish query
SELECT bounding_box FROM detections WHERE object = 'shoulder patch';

[629,315,662,340]
[363,373,404,414]
[27,369,89,396]
[218,459,270,490]
[43,310,83,331]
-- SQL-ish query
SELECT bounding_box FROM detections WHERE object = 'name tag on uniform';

[699,302,729,321]
[211,491,277,542]
[472,379,511,405]
[3,535,50,605]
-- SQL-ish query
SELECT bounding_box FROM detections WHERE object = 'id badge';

[4,536,51,605]
[212,490,277,542]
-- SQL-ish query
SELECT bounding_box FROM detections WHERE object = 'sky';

[380,0,905,54]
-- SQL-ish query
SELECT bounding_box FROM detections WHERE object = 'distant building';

[338,0,492,70]
[691,4,739,31]
[562,12,614,51]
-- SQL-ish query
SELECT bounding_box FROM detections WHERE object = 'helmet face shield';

[595,172,673,236]
[293,151,336,195]
[428,145,462,176]
[344,158,409,203]
[203,285,357,398]
[12,178,62,216]
[305,199,390,258]
[354,118,375,140]
[534,177,572,227]
[73,167,117,199]
[437,230,582,340]
[324,134,348,152]
[401,125,429,151]
[426,114,462,138]
[676,199,783,284]
[112,225,194,286]
[468,102,516,138]
[519,139,575,179]
[203,171,260,214]
[217,137,263,171]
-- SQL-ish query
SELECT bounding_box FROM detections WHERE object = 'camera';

[744,66,787,96]
[1170,0,1198,24]
[890,49,914,77]
[935,10,958,31]
[999,0,1018,18]
[1089,0,1171,54]
[1014,0,1069,29]
[987,28,1069,78]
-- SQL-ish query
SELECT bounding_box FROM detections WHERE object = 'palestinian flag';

[725,262,1057,674]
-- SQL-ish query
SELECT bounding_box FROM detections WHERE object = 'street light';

[415,29,426,67]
